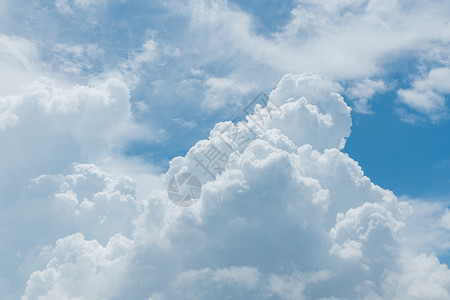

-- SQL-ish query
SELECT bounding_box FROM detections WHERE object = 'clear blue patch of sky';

[228,0,297,36]
[344,53,450,201]
[344,53,450,199]
[345,90,450,198]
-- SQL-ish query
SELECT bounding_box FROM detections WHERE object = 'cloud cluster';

[157,0,450,120]
[0,36,155,298]
[0,71,150,201]
[0,162,141,299]
[18,74,450,299]
[0,1,449,298]
[3,0,450,125]
[24,233,133,300]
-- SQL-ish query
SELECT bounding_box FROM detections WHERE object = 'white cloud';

[268,270,332,300]
[0,35,41,95]
[203,76,257,109]
[5,0,450,123]
[399,200,450,256]
[0,75,150,196]
[1,5,450,292]
[91,73,447,299]
[9,73,448,299]
[398,67,450,121]
[265,73,351,151]
[113,39,161,89]
[441,209,450,230]
[241,0,448,77]
[23,233,133,300]
[329,202,405,263]
[157,0,450,119]
[0,37,156,295]
[0,0,447,297]
[22,163,141,240]
[51,43,103,75]
[127,40,159,71]
[382,253,450,300]
[346,79,387,114]
[0,162,142,298]
[0,68,446,298]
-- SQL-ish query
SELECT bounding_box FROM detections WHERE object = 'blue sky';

[2,1,449,197]
[1,0,450,299]
[346,94,450,198]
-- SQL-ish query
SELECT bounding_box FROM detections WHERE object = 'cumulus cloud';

[23,233,133,300]
[1,0,448,297]
[0,36,157,297]
[399,200,450,256]
[0,74,150,202]
[22,163,141,241]
[382,253,450,300]
[265,73,351,151]
[0,163,141,298]
[16,73,449,299]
